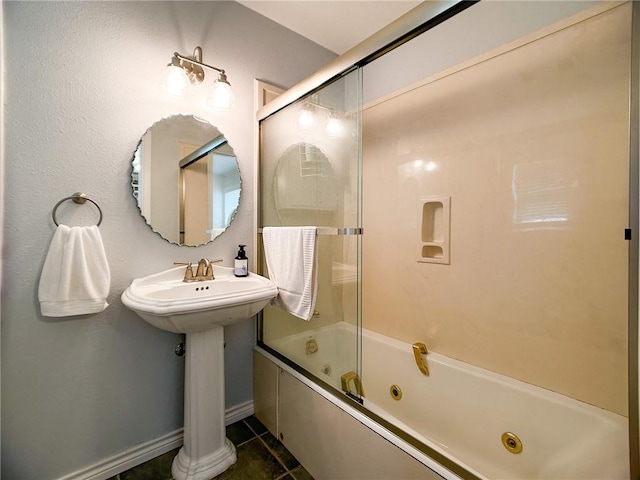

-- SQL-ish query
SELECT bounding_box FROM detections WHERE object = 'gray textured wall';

[1,2,335,478]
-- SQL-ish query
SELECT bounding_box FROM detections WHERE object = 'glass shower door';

[258,69,363,401]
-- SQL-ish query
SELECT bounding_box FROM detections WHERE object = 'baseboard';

[57,428,184,480]
[225,399,254,426]
[58,401,255,480]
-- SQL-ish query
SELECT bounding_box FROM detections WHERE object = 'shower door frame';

[629,3,640,477]
[255,1,640,477]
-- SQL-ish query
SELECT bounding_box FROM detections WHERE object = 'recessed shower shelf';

[419,197,450,265]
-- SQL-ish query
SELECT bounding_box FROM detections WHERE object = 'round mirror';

[131,115,241,246]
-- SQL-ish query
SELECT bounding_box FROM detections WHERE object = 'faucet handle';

[203,258,223,280]
[205,263,215,280]
[174,261,195,282]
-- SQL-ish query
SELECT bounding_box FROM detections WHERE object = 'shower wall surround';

[1,2,335,479]
[362,2,630,415]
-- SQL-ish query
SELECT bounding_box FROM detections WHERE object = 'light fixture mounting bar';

[174,52,225,75]
[304,95,336,114]
[312,103,332,113]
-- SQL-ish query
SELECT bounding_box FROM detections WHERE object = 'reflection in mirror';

[131,115,241,246]
[273,143,338,225]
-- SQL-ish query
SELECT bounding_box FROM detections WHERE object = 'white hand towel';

[263,226,318,321]
[38,225,111,317]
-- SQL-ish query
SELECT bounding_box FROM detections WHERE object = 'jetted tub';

[268,322,629,479]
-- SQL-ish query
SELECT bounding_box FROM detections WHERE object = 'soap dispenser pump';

[234,244,248,277]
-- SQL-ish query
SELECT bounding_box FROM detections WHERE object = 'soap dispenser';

[234,244,248,277]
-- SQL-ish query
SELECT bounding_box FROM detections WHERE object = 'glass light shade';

[326,116,344,138]
[297,106,315,130]
[160,64,190,97]
[206,79,235,110]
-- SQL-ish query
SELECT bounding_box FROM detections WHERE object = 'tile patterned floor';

[111,416,313,480]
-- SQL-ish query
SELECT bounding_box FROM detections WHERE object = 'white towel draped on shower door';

[262,226,318,321]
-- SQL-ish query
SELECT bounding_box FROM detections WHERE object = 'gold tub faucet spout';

[412,342,429,376]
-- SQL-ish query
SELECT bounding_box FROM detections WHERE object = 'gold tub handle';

[412,342,430,376]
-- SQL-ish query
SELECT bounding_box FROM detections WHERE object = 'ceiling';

[238,1,422,55]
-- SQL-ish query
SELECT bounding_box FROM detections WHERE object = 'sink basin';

[121,264,278,333]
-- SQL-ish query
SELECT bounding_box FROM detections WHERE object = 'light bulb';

[206,74,235,110]
[326,115,343,138]
[297,105,315,130]
[160,63,190,97]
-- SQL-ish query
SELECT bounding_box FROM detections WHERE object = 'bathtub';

[268,322,629,480]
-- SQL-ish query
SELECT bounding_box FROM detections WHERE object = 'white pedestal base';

[172,326,237,480]
[172,438,236,480]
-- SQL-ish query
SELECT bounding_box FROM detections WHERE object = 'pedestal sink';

[121,263,278,480]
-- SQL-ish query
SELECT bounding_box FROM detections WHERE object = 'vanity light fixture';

[297,99,344,137]
[160,46,235,110]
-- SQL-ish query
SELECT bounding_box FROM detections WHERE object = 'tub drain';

[389,385,403,400]
[501,432,523,454]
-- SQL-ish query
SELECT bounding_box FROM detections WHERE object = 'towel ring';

[52,192,103,227]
